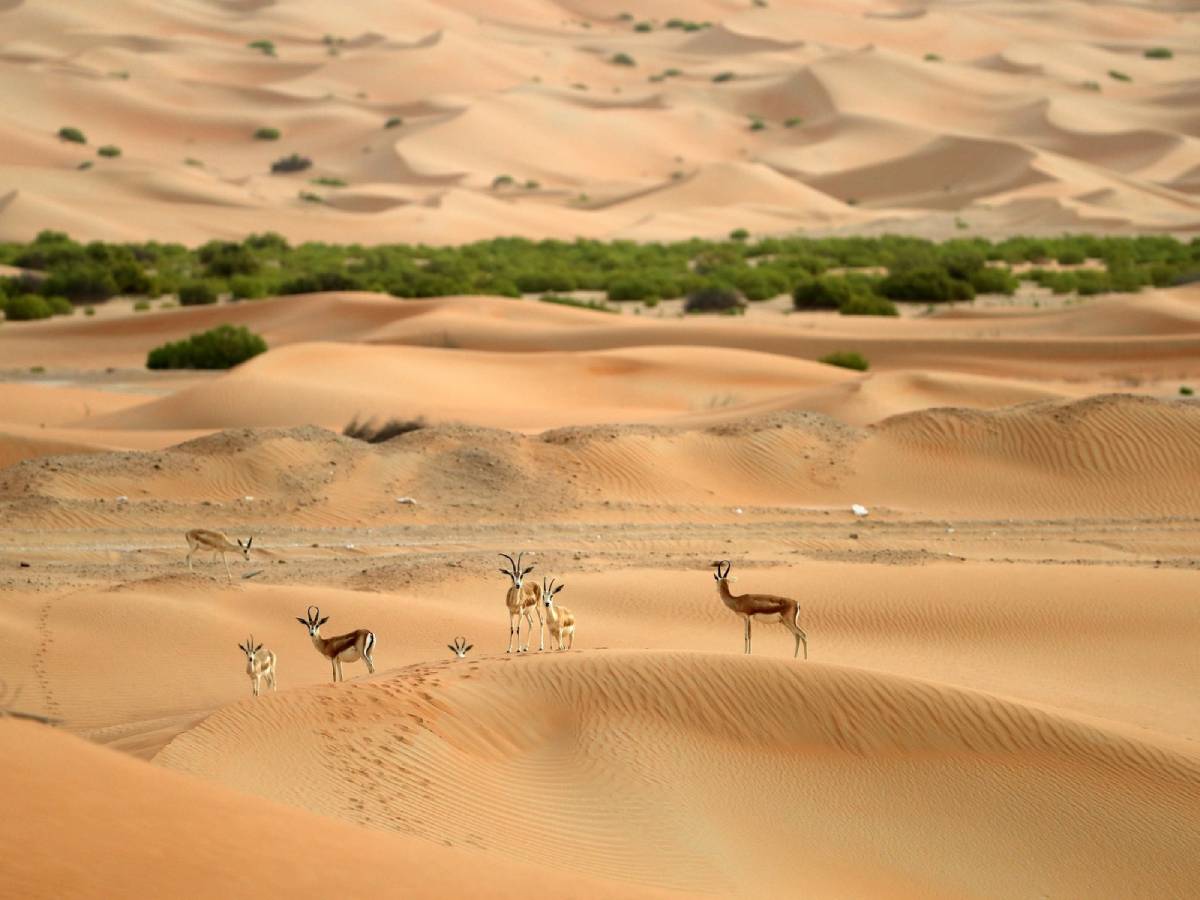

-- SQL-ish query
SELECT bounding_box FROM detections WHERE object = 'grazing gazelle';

[499,551,543,653]
[296,605,376,682]
[237,635,277,697]
[541,577,576,651]
[711,560,807,659]
[186,529,252,582]
[448,636,473,658]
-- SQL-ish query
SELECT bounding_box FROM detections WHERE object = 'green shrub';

[839,294,897,316]
[4,294,53,320]
[78,161,93,170]
[178,281,218,306]
[878,267,973,302]
[634,21,652,32]
[683,286,746,314]
[1056,248,1086,265]
[230,275,269,300]
[539,294,617,314]
[924,53,942,62]
[384,116,403,128]
[611,53,636,66]
[254,127,281,140]
[749,117,766,131]
[1081,80,1101,91]
[133,299,151,312]
[819,351,869,371]
[712,71,734,82]
[58,126,86,144]
[784,116,803,127]
[97,145,121,158]
[730,228,749,241]
[84,305,95,316]
[43,263,120,302]
[968,266,1019,295]
[298,191,324,203]
[1181,386,1194,396]
[248,40,276,56]
[146,324,267,370]
[793,276,862,310]
[607,273,678,301]
[46,296,74,316]
[1144,47,1173,60]
[271,153,312,173]
[1108,70,1132,82]
[492,174,515,189]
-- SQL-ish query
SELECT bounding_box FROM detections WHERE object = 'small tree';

[819,351,869,371]
[254,127,281,140]
[178,281,219,306]
[684,286,746,314]
[146,324,267,370]
[271,153,312,173]
[58,126,86,144]
[97,145,121,157]
[3,294,53,321]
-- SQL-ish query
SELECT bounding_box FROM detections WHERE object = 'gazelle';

[186,529,252,582]
[296,606,377,682]
[711,560,807,659]
[237,635,277,697]
[448,636,473,658]
[499,551,543,653]
[541,577,576,651]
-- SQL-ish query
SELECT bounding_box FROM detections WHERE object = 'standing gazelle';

[541,577,576,651]
[499,552,543,653]
[711,560,807,659]
[296,606,377,682]
[238,635,277,697]
[186,529,252,582]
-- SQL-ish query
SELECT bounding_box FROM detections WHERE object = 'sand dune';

[0,0,1195,242]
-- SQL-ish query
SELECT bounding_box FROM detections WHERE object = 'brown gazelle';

[237,635,277,697]
[296,606,377,682]
[711,560,807,659]
[541,577,576,651]
[499,552,543,653]
[448,636,473,658]
[186,529,252,582]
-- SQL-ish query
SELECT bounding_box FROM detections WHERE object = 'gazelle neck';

[716,579,737,603]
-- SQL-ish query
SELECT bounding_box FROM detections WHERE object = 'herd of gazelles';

[186,530,808,698]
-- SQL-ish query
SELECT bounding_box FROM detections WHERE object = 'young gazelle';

[296,606,377,682]
[541,577,576,651]
[499,552,543,653]
[186,529,252,582]
[711,560,807,659]
[237,635,277,697]
[448,636,473,658]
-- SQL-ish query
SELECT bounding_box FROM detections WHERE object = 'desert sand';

[0,0,1197,243]
[3,1,1200,898]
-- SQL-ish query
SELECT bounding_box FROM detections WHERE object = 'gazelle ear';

[238,643,245,652]
[247,536,253,549]
[522,565,535,576]
[318,616,330,626]
[237,539,244,548]
[465,644,473,652]
[254,644,262,652]
[296,617,308,625]
[555,584,565,594]
[448,644,456,653]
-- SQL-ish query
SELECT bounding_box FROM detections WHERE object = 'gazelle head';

[541,577,565,608]
[448,636,473,658]
[236,536,254,561]
[499,551,534,589]
[238,635,263,660]
[296,605,329,637]
[711,560,733,583]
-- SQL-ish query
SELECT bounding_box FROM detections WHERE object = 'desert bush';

[45,296,73,316]
[491,174,515,189]
[278,270,363,294]
[539,294,617,314]
[311,176,347,187]
[133,299,151,312]
[58,126,86,144]
[634,21,652,32]
[248,40,276,56]
[343,416,426,443]
[1108,70,1132,82]
[611,53,636,66]
[968,266,1019,295]
[749,117,766,131]
[84,305,95,316]
[254,127,281,140]
[793,275,865,310]
[515,268,576,293]
[1180,386,1194,396]
[712,71,734,82]
[839,294,897,316]
[178,281,219,306]
[146,324,267,370]
[1056,248,1086,265]
[819,351,869,371]
[683,286,746,314]
[97,145,121,158]
[607,272,679,302]
[878,267,973,302]
[298,191,324,203]
[1144,47,1173,59]
[3,294,53,320]
[924,53,942,62]
[784,116,803,127]
[384,116,403,129]
[729,228,749,241]
[271,153,312,173]
[42,263,120,302]
[229,275,269,300]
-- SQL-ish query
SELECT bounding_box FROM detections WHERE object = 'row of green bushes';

[2,231,1196,308]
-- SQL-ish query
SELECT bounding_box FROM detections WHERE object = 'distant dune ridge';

[0,0,1197,243]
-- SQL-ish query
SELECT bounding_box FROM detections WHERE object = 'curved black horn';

[499,552,517,572]
[307,605,320,622]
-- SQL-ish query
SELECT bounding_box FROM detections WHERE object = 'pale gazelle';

[186,529,252,582]
[499,551,542,653]
[541,577,576,651]
[711,560,807,659]
[296,606,377,682]
[448,636,473,658]
[237,635,277,697]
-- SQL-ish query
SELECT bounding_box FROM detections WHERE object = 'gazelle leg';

[794,627,808,660]
[521,609,535,652]
[537,605,545,652]
[221,552,232,582]
[364,650,376,675]
[568,631,574,650]
[186,549,194,571]
[331,658,339,682]
[511,611,521,653]
[745,617,753,654]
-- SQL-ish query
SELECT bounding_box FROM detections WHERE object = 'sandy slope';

[0,0,1196,243]
[0,720,675,900]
